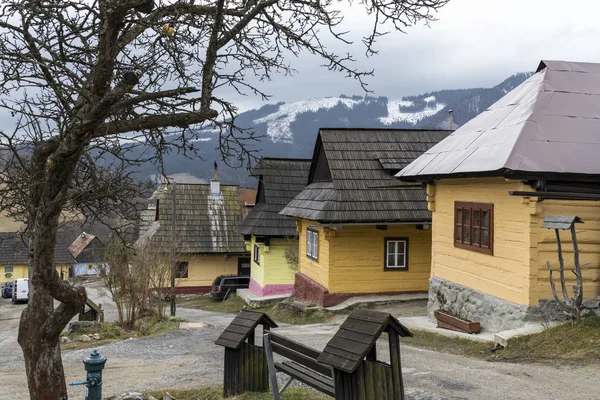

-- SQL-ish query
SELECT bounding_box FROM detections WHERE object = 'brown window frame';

[454,201,494,255]
[253,244,260,265]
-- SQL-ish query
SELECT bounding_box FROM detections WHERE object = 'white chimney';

[210,161,221,197]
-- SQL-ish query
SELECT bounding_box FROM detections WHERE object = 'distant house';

[398,60,600,330]
[140,170,255,293]
[237,158,311,297]
[280,128,451,306]
[0,230,76,284]
[68,233,106,276]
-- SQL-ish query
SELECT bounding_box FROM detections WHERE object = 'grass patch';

[61,316,187,351]
[403,329,492,358]
[492,316,600,364]
[147,385,330,400]
[178,295,335,325]
[401,317,600,364]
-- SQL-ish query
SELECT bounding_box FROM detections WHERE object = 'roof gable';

[237,158,311,237]
[150,183,249,253]
[280,129,451,222]
[215,310,278,349]
[317,309,412,373]
[399,59,600,181]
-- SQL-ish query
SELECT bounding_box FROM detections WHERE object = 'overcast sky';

[226,0,600,111]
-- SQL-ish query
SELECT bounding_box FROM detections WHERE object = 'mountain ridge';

[137,71,534,186]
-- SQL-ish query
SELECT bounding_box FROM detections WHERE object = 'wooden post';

[388,329,404,400]
[263,332,280,400]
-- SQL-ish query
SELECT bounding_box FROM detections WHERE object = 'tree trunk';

[18,291,69,400]
[19,187,86,399]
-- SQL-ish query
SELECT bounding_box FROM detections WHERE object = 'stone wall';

[429,277,600,332]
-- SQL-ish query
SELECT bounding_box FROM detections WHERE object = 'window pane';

[482,210,489,227]
[482,228,489,246]
[387,241,394,257]
[473,229,480,246]
[387,253,395,267]
[456,208,462,224]
[464,225,471,244]
[456,225,462,241]
[473,210,480,227]
[397,241,406,254]
[463,209,471,226]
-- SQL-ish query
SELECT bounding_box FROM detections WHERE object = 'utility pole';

[170,181,177,317]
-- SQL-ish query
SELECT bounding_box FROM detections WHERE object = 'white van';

[12,278,28,303]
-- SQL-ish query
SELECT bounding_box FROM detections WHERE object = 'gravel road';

[1,293,599,399]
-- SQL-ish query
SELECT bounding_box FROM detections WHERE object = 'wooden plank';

[269,332,322,359]
[215,337,241,349]
[340,319,383,336]
[348,309,388,324]
[388,330,404,400]
[270,342,332,377]
[279,361,334,387]
[321,345,362,361]
[364,361,374,400]
[218,331,245,343]
[230,318,261,329]
[326,336,369,356]
[336,329,373,345]
[263,333,280,400]
[225,324,253,335]
[318,352,357,373]
[275,362,335,397]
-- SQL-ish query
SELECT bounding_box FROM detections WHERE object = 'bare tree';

[134,228,182,319]
[0,0,448,397]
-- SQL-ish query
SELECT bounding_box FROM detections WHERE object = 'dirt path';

[1,293,599,399]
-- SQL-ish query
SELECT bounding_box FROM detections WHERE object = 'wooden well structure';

[317,309,413,400]
[215,310,278,396]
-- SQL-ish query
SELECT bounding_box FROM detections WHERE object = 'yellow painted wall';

[1,264,71,284]
[431,177,600,307]
[431,178,532,305]
[297,220,330,288]
[250,236,296,287]
[297,219,431,294]
[529,200,600,303]
[328,225,432,294]
[177,254,239,287]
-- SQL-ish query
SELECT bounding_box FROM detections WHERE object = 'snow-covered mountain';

[135,72,533,186]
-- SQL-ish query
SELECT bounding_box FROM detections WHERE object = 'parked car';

[12,278,28,303]
[210,275,250,301]
[1,281,13,298]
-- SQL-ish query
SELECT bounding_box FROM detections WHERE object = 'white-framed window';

[253,244,261,265]
[306,229,319,261]
[385,238,408,271]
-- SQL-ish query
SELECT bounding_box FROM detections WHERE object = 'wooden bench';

[263,331,335,399]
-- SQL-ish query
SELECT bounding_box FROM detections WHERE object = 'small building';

[0,231,75,284]
[280,128,451,306]
[68,233,106,276]
[236,158,311,297]
[140,170,255,293]
[398,60,600,330]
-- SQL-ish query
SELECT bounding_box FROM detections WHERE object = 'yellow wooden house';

[236,158,311,297]
[139,172,255,293]
[0,231,75,285]
[398,60,600,330]
[280,128,451,306]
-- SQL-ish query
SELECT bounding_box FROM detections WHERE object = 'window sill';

[454,242,493,255]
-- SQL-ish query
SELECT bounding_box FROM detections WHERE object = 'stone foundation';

[429,277,600,331]
[428,277,537,331]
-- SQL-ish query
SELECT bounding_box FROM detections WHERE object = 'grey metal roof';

[149,183,249,254]
[236,158,311,237]
[398,60,600,180]
[280,129,451,222]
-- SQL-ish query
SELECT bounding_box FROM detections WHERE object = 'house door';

[238,257,250,276]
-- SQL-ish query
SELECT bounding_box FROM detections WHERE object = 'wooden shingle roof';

[150,183,249,253]
[280,129,451,222]
[317,309,412,373]
[237,158,311,237]
[215,310,278,349]
[542,215,583,230]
